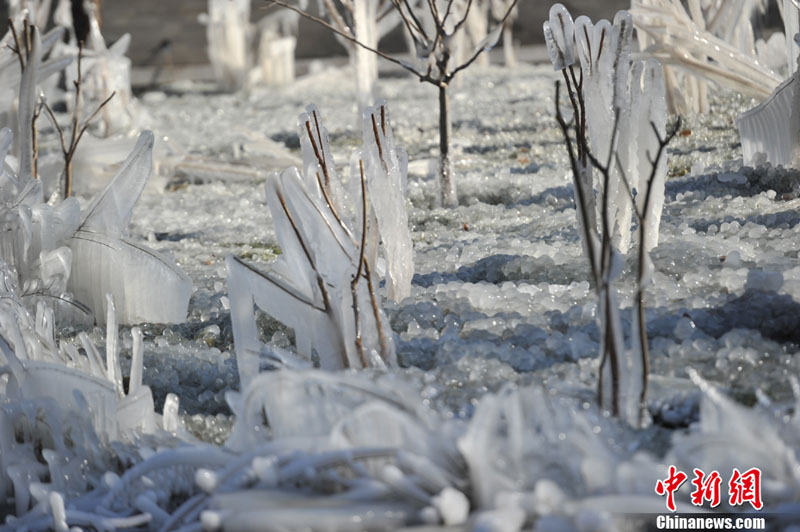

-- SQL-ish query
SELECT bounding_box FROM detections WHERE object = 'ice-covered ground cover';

[5,54,800,528]
[134,63,798,414]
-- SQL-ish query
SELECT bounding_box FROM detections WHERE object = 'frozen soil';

[111,63,800,445]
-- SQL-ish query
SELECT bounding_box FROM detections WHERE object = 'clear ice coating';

[227,103,414,386]
[361,103,414,302]
[549,7,667,256]
[226,163,397,386]
[543,3,575,71]
[737,71,799,168]
[0,276,164,519]
[68,131,192,324]
[630,0,784,113]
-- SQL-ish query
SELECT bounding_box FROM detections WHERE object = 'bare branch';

[73,90,116,148]
[8,18,24,69]
[446,0,519,82]
[266,0,428,79]
[42,101,68,154]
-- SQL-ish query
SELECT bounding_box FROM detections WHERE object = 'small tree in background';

[269,0,519,208]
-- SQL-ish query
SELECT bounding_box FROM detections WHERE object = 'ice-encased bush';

[546,4,671,425]
[227,103,414,385]
[0,271,175,524]
[226,165,397,382]
[0,20,190,326]
[68,131,192,325]
[545,4,668,255]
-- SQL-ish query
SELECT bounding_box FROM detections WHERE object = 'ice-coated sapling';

[271,0,518,207]
[545,5,668,256]
[227,162,397,388]
[553,27,676,425]
[68,131,192,324]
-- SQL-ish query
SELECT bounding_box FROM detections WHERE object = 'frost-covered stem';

[438,83,457,207]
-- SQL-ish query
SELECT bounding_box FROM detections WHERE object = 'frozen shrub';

[227,104,418,386]
[548,3,676,425]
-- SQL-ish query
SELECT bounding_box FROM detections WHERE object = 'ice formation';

[547,5,671,425]
[0,274,171,525]
[545,5,668,255]
[205,0,252,91]
[360,103,414,302]
[255,10,298,86]
[630,0,785,113]
[734,2,800,168]
[68,131,192,324]
[72,2,140,136]
[737,72,799,167]
[227,103,416,384]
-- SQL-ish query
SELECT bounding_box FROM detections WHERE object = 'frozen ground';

[45,61,800,525]
[128,63,798,420]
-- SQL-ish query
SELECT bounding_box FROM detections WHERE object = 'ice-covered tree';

[547,4,677,425]
[270,0,518,208]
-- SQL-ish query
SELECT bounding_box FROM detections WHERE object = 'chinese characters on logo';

[655,466,762,511]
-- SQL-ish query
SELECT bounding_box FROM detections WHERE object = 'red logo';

[655,466,763,511]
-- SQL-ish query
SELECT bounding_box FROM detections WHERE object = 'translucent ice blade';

[80,131,155,237]
[736,75,796,167]
[611,11,633,112]
[278,167,356,285]
[638,60,668,253]
[361,104,414,302]
[544,4,575,71]
[264,169,320,297]
[68,232,192,324]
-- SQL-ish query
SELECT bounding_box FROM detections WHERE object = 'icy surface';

[4,45,800,528]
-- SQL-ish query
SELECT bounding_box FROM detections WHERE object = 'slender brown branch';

[351,160,369,367]
[42,102,68,154]
[73,90,116,148]
[446,0,519,82]
[8,19,24,69]
[554,81,598,282]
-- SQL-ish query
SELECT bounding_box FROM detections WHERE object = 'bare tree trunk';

[503,23,517,67]
[438,84,457,207]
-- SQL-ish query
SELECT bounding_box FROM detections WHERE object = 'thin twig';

[8,18,24,69]
[446,0,519,82]
[265,0,427,79]
[351,160,370,367]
